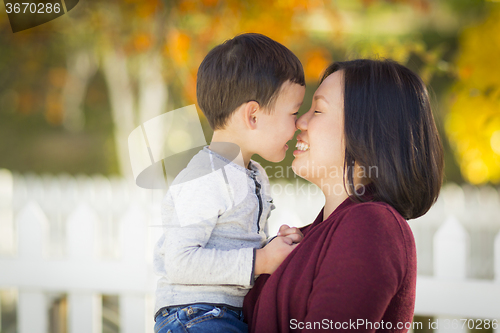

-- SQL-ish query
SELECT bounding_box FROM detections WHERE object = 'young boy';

[153,33,305,333]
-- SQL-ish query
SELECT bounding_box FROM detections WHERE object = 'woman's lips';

[293,149,307,157]
[293,140,310,156]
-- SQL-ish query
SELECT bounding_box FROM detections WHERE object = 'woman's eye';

[292,112,299,116]
[314,111,321,114]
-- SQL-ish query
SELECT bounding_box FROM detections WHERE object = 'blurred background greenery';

[1,0,499,185]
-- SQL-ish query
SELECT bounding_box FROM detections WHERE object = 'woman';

[243,59,444,332]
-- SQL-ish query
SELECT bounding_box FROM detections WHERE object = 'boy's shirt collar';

[203,146,260,178]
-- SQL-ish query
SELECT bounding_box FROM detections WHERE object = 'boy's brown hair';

[197,33,305,130]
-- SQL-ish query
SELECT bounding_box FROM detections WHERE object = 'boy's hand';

[277,224,304,244]
[254,237,297,275]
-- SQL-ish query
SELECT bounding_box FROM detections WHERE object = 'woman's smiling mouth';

[293,140,310,156]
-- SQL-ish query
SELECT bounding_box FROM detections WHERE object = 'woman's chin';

[291,159,310,180]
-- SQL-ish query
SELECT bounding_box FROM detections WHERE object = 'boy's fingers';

[281,236,293,245]
[280,227,301,236]
[277,224,290,235]
[285,234,301,243]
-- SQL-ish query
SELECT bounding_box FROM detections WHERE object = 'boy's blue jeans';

[154,303,248,333]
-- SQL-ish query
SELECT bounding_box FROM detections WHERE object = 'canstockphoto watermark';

[290,318,422,331]
[3,0,80,33]
[270,179,368,197]
[262,162,379,180]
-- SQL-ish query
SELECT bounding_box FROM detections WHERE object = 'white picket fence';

[0,170,164,333]
[0,170,500,333]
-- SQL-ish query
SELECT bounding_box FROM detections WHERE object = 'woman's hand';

[277,224,304,244]
[254,237,298,275]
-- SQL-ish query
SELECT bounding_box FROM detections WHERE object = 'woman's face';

[292,70,345,185]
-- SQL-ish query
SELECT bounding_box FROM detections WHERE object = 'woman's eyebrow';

[313,95,329,104]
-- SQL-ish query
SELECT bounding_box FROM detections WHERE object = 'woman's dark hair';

[321,59,444,220]
[197,33,305,130]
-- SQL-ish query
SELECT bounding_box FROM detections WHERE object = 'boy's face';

[254,81,306,163]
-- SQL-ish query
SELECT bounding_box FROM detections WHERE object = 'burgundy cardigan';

[243,192,417,332]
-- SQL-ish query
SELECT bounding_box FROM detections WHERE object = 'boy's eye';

[292,112,299,116]
[314,111,321,114]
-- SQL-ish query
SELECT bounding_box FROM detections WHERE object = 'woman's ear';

[242,101,260,130]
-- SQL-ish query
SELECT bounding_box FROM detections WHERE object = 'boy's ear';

[242,101,260,130]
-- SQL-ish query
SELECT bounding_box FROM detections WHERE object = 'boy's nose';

[295,113,307,131]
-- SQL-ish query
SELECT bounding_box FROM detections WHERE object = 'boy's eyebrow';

[313,95,329,104]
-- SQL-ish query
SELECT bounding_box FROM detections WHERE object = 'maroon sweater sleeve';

[303,203,409,332]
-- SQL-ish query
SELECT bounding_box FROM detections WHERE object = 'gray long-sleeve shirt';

[153,147,274,313]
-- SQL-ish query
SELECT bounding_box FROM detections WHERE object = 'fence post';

[120,204,146,333]
[121,295,146,333]
[0,169,14,256]
[16,202,49,333]
[67,203,102,333]
[68,293,102,333]
[19,291,48,333]
[433,215,469,333]
[494,231,500,333]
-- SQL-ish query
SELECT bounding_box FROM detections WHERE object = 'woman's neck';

[322,189,349,221]
[318,178,349,221]
[320,174,371,221]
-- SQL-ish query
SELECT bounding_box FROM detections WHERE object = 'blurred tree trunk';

[62,50,98,133]
[101,49,168,180]
[138,53,168,125]
[102,49,136,180]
